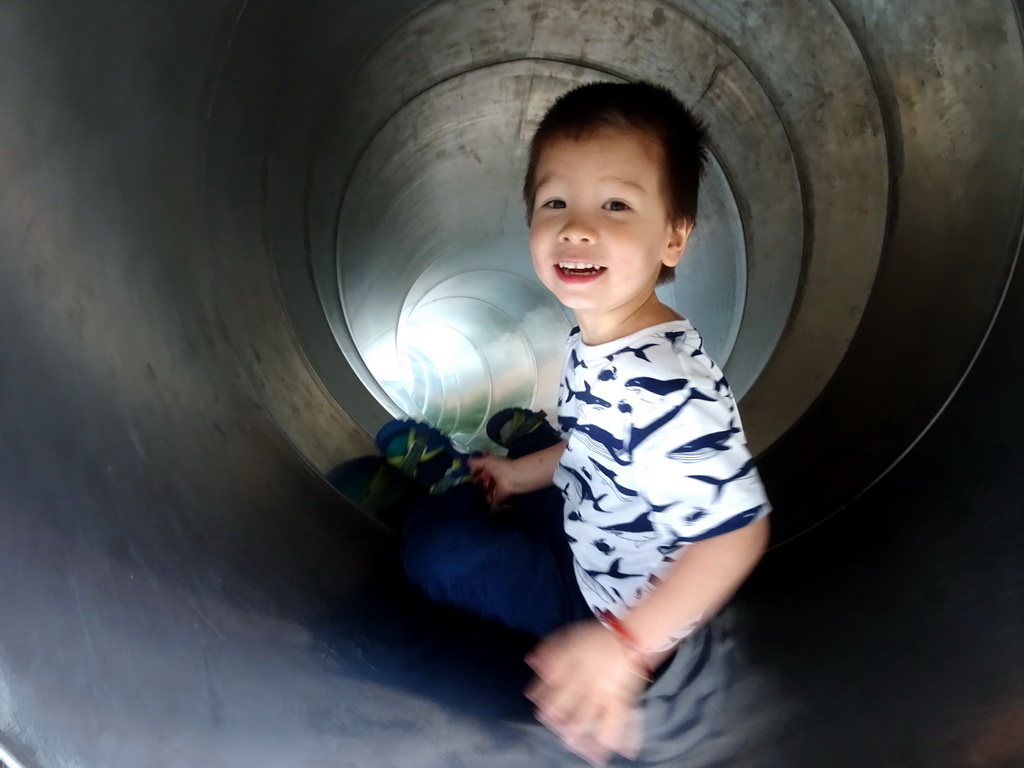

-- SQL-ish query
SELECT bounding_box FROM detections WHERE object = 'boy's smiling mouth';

[557,261,607,279]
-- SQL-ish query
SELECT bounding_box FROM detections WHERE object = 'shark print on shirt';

[554,318,771,619]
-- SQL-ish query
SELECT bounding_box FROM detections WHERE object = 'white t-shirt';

[554,319,771,620]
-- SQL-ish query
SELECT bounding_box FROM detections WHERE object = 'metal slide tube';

[0,2,1021,766]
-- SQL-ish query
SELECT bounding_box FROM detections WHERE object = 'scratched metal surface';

[0,1,1022,767]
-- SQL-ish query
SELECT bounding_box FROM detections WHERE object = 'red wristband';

[599,610,652,679]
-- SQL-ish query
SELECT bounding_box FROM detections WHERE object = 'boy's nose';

[559,217,596,244]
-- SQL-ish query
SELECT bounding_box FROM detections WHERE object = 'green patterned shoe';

[325,456,419,526]
[374,419,473,495]
[486,408,550,448]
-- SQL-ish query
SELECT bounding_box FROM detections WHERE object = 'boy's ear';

[662,221,693,268]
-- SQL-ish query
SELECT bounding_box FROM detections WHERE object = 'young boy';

[373,81,770,765]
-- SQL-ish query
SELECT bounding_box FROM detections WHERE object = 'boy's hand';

[525,621,648,766]
[467,452,518,506]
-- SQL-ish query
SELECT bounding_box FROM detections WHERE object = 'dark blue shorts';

[399,423,593,638]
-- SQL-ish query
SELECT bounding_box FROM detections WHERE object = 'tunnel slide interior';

[0,1,1022,767]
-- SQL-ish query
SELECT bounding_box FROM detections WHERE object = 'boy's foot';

[375,419,473,495]
[486,408,550,448]
[325,456,419,527]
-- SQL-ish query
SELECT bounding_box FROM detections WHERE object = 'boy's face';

[528,128,690,328]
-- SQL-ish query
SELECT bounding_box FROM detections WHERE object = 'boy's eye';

[605,200,630,212]
[541,199,566,210]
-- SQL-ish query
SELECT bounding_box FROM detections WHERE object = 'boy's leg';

[486,409,592,623]
[376,416,589,636]
[400,482,589,638]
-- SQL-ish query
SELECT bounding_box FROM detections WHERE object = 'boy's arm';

[621,514,769,654]
[468,441,567,505]
[525,516,769,765]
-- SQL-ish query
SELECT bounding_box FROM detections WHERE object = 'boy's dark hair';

[523,81,709,285]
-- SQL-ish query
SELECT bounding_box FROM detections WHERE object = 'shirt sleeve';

[630,373,770,544]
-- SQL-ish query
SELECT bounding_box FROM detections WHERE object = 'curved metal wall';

[203,0,1024,538]
[0,2,1021,767]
